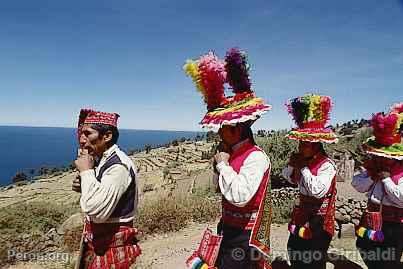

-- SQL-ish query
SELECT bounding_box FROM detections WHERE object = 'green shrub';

[325,127,372,165]
[255,131,298,182]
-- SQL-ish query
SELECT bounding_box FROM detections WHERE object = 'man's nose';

[79,135,87,146]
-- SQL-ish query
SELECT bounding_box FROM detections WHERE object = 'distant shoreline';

[0,125,204,133]
[0,127,203,187]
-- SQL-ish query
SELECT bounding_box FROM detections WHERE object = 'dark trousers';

[216,222,263,269]
[356,222,403,269]
[287,229,332,269]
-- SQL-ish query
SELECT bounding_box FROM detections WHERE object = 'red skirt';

[82,221,141,269]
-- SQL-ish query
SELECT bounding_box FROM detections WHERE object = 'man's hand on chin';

[75,151,95,173]
[214,151,230,165]
[72,173,81,193]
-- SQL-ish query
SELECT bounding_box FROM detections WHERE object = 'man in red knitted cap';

[73,109,141,269]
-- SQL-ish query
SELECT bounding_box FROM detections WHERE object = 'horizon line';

[0,124,204,133]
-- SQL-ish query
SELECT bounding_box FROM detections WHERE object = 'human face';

[218,125,242,147]
[298,141,320,158]
[79,125,109,157]
[372,156,396,172]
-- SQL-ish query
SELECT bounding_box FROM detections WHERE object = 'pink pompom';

[198,52,227,110]
[391,103,403,114]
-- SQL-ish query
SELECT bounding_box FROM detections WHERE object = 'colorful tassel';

[200,263,209,269]
[286,94,333,129]
[390,103,403,114]
[357,227,366,238]
[371,112,400,146]
[288,224,296,235]
[190,257,203,269]
[355,226,384,242]
[374,231,384,242]
[364,229,372,239]
[298,227,306,238]
[198,52,227,110]
[225,47,252,94]
[288,224,312,239]
[390,103,403,135]
[183,59,205,98]
[184,52,227,111]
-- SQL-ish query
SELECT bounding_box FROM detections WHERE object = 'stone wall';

[271,188,366,230]
[335,196,366,226]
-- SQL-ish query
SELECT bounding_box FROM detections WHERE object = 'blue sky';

[0,0,402,131]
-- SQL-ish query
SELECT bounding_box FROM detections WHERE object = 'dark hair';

[239,122,256,145]
[91,124,119,147]
[316,142,327,156]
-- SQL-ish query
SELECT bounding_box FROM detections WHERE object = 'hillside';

[0,126,381,268]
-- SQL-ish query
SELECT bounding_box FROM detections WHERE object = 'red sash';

[368,203,403,224]
[82,220,141,269]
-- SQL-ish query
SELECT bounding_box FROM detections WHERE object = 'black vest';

[96,152,136,219]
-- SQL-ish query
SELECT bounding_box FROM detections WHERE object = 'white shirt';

[352,171,403,208]
[282,161,336,199]
[215,140,271,207]
[80,144,139,223]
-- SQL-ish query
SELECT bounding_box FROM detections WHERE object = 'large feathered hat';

[363,103,403,160]
[285,94,338,143]
[183,48,271,129]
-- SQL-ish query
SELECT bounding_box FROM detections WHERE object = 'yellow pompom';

[357,227,366,237]
[298,227,306,238]
[396,113,403,134]
[200,263,209,269]
[309,95,322,121]
[183,59,206,99]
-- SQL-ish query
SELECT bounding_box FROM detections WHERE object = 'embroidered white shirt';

[80,144,138,223]
[215,140,271,207]
[352,171,403,208]
[282,161,336,199]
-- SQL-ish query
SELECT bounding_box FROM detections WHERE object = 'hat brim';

[363,137,403,160]
[200,97,271,129]
[286,129,338,144]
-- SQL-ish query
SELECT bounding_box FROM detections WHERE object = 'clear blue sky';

[0,0,402,131]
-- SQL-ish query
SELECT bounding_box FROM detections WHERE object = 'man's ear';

[103,130,113,144]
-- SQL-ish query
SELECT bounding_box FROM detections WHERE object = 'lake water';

[0,126,201,186]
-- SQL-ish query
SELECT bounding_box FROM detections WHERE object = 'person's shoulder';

[320,157,336,170]
[113,145,136,170]
[248,147,271,164]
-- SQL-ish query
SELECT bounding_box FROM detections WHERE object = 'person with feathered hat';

[281,94,338,269]
[183,48,272,269]
[72,109,141,269]
[352,103,403,269]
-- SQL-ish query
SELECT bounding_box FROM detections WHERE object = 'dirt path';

[3,221,367,269]
[134,222,367,269]
[134,222,291,269]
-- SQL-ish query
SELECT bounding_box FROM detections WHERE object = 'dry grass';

[0,202,79,267]
[0,184,293,267]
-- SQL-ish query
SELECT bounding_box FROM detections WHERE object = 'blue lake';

[0,126,201,186]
